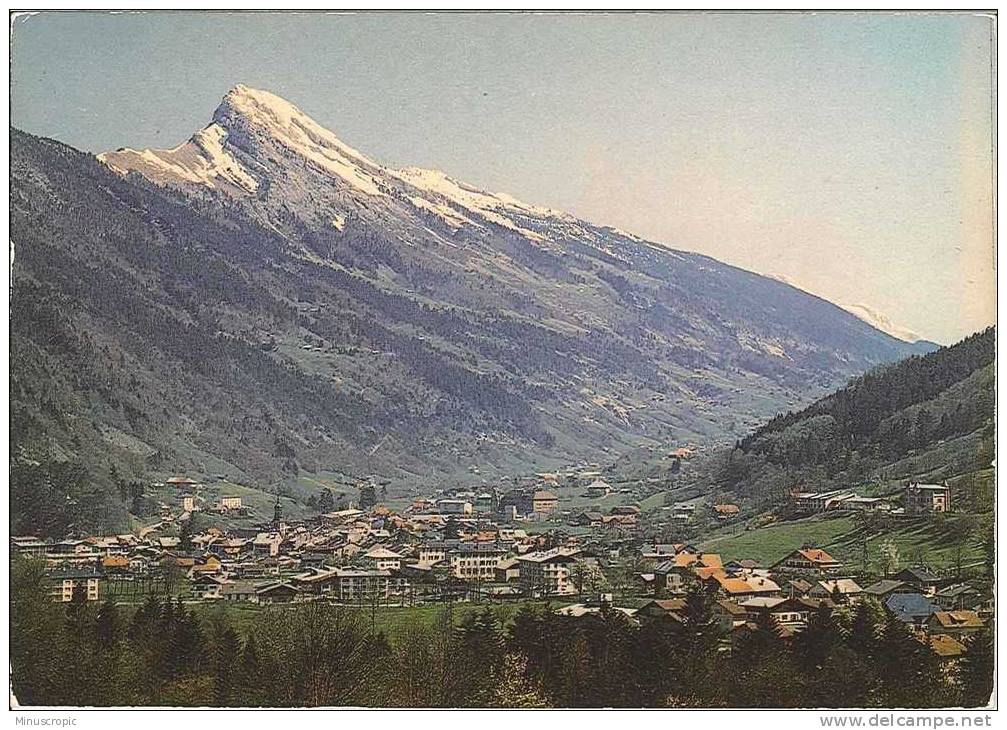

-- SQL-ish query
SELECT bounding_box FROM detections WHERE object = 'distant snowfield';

[840,303,924,343]
[764,273,927,345]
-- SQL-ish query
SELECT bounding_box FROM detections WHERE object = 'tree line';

[11,559,992,708]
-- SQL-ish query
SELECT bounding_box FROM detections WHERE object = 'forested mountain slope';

[687,328,995,511]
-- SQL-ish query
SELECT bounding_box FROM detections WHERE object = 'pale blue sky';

[11,11,996,344]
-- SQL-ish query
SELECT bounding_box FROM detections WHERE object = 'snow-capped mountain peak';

[212,84,387,196]
[99,84,573,242]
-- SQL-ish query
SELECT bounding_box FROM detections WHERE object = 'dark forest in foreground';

[11,559,992,708]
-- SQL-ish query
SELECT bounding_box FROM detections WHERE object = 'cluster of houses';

[791,482,952,516]
[411,476,653,532]
[12,491,603,608]
[13,463,987,672]
[619,542,991,665]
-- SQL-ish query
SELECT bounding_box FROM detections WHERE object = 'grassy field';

[637,491,669,513]
[700,515,858,566]
[699,513,987,574]
[188,599,560,642]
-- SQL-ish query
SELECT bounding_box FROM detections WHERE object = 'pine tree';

[129,595,160,643]
[847,599,883,659]
[960,625,994,707]
[10,559,68,705]
[95,599,119,647]
[875,612,943,707]
[359,483,377,510]
[450,609,506,706]
[238,635,262,706]
[676,583,724,704]
[730,611,796,707]
[793,603,837,672]
[213,628,241,706]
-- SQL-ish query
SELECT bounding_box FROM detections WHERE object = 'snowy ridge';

[98,122,259,193]
[840,304,923,343]
[391,167,547,240]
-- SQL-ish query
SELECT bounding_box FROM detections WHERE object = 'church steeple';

[273,492,283,525]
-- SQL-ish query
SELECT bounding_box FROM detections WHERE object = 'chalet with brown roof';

[699,553,723,569]
[694,566,728,581]
[584,479,612,498]
[927,633,967,662]
[220,581,258,602]
[601,513,637,528]
[714,599,748,632]
[785,578,813,597]
[610,505,641,516]
[192,573,228,599]
[713,504,740,521]
[637,598,687,620]
[862,579,914,600]
[737,596,827,629]
[809,578,863,604]
[363,546,403,571]
[673,551,700,568]
[652,551,725,594]
[256,581,302,604]
[189,555,223,577]
[160,554,196,570]
[724,559,761,574]
[708,573,781,600]
[927,610,984,638]
[771,547,843,574]
[101,554,130,572]
[891,566,944,596]
[934,583,983,611]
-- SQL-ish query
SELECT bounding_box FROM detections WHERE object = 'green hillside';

[692,328,994,513]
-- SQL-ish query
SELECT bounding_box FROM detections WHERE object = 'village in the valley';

[13,448,991,673]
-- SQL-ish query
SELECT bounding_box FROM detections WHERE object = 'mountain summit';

[12,87,932,501]
[100,84,378,196]
[100,84,566,241]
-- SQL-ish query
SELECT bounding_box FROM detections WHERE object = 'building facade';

[518,548,580,595]
[905,483,951,515]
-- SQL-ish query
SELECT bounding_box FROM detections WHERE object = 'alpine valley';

[11,85,934,530]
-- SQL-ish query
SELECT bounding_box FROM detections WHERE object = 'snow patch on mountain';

[840,304,924,343]
[607,226,643,242]
[408,195,478,229]
[391,167,546,241]
[765,272,809,292]
[191,124,260,192]
[98,122,259,193]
